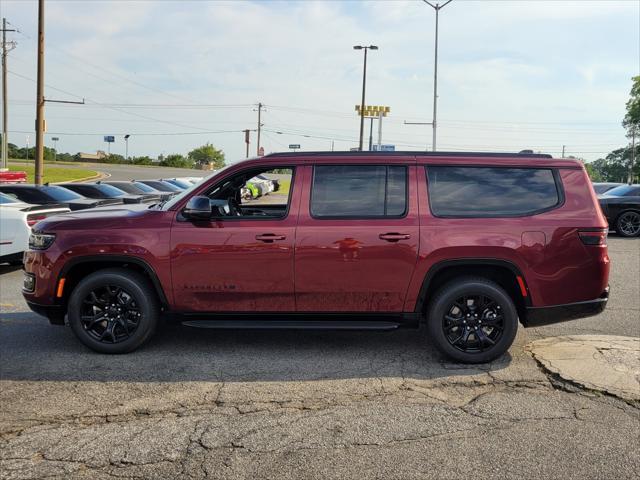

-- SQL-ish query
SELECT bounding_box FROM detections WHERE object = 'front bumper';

[25,300,66,325]
[522,287,609,328]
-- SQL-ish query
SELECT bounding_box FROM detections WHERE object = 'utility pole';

[423,0,452,151]
[256,102,263,156]
[1,18,16,170]
[630,128,636,185]
[34,0,45,185]
[243,129,250,158]
[562,145,566,157]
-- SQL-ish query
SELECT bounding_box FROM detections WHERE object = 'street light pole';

[354,45,378,151]
[423,0,452,152]
[124,134,130,160]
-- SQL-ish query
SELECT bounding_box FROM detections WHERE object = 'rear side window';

[426,166,561,217]
[311,165,407,218]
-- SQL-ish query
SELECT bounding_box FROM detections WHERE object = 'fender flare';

[414,258,531,313]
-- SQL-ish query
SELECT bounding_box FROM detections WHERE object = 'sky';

[1,0,639,163]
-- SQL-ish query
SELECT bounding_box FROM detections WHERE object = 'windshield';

[41,186,84,201]
[94,184,127,196]
[166,179,193,189]
[604,185,640,196]
[131,181,157,193]
[0,192,19,204]
[162,166,233,210]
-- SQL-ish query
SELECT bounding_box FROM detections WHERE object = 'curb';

[51,171,110,184]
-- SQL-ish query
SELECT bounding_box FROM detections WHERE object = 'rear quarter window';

[426,166,562,217]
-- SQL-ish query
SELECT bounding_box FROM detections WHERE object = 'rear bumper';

[522,287,609,328]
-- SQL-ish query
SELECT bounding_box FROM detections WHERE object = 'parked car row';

[0,177,202,264]
[595,183,640,237]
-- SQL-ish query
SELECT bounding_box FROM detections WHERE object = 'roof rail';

[263,151,553,159]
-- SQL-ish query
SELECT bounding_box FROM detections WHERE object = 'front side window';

[426,166,560,217]
[311,165,407,218]
[188,166,294,219]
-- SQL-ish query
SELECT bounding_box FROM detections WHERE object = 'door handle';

[379,232,411,242]
[256,233,286,242]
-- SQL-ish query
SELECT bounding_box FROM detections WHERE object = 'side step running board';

[181,319,401,330]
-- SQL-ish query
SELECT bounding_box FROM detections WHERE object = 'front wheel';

[426,277,519,364]
[615,210,640,237]
[67,268,159,353]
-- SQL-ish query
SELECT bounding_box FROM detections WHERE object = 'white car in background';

[0,193,70,265]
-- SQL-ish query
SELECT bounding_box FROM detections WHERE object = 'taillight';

[27,214,48,226]
[578,228,608,246]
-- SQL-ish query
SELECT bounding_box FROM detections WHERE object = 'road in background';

[1,236,638,479]
[10,161,208,182]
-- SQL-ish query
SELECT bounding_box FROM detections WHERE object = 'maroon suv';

[22,152,610,363]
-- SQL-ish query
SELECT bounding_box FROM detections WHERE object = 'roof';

[264,150,553,159]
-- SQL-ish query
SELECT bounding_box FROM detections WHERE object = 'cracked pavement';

[1,236,639,479]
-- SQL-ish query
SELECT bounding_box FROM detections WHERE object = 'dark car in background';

[101,181,173,202]
[593,182,624,195]
[598,184,640,237]
[0,184,122,211]
[135,179,184,193]
[59,183,157,204]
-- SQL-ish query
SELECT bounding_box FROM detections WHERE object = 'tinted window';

[426,166,560,217]
[40,186,84,201]
[311,165,407,218]
[93,184,127,196]
[604,185,640,197]
[140,180,181,192]
[131,182,157,193]
[106,182,137,194]
[0,192,18,204]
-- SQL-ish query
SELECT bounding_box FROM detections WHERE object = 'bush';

[160,154,193,168]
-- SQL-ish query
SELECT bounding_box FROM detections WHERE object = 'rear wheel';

[426,277,518,363]
[615,210,640,237]
[67,268,159,353]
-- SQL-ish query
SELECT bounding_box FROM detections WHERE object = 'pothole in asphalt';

[526,335,640,402]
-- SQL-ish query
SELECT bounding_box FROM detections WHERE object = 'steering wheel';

[227,197,242,216]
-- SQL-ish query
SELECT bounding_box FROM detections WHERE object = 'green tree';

[187,143,225,169]
[583,162,603,182]
[160,153,193,168]
[623,76,640,133]
[589,146,640,182]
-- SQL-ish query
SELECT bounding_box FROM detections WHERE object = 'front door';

[170,166,299,312]
[295,162,419,312]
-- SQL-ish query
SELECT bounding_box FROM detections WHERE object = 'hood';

[33,203,165,232]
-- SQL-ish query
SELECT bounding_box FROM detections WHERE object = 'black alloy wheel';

[616,211,640,237]
[80,285,141,343]
[68,268,159,353]
[442,294,504,353]
[426,277,518,364]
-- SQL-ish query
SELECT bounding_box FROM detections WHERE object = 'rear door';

[295,160,419,312]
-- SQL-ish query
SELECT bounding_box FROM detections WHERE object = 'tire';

[615,210,640,238]
[67,268,159,354]
[426,277,518,364]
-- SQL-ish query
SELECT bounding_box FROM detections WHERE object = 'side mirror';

[183,196,211,221]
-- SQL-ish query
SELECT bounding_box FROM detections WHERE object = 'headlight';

[29,232,56,250]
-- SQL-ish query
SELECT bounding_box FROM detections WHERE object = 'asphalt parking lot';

[1,236,638,479]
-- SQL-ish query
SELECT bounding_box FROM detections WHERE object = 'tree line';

[1,140,226,170]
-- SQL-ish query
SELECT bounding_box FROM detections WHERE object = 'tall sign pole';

[34,0,45,185]
[423,1,452,152]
